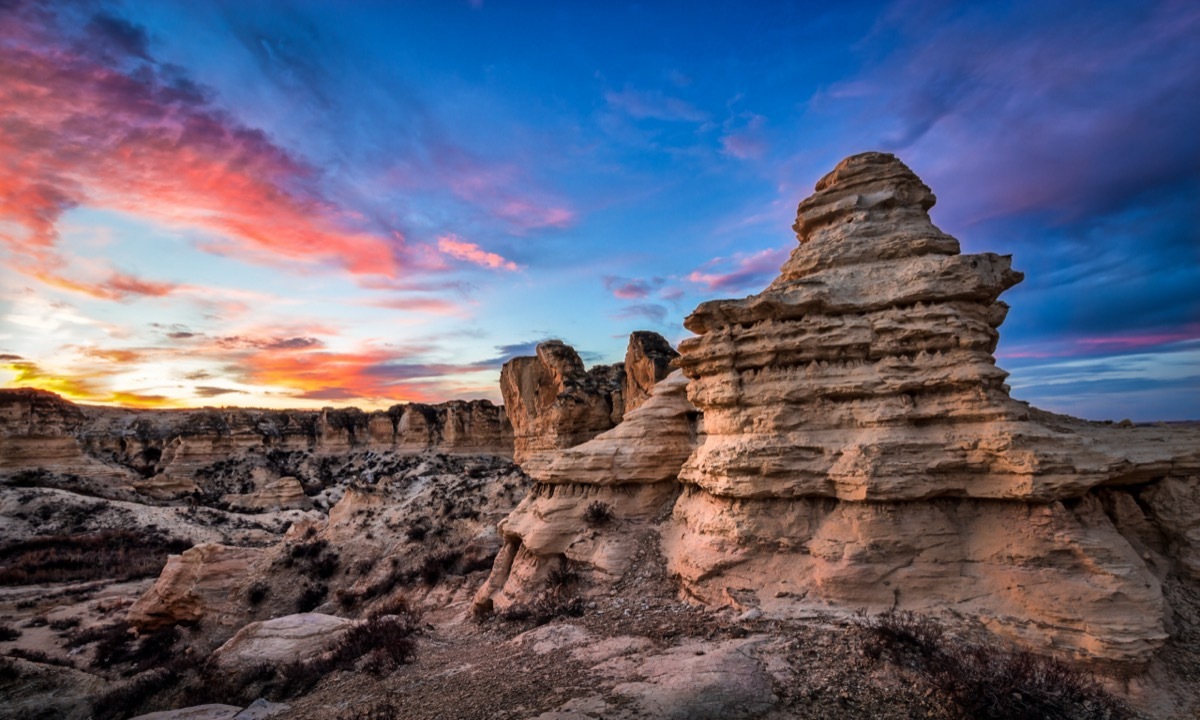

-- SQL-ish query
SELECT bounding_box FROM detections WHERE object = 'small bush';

[583,501,614,526]
[91,666,180,720]
[296,583,328,612]
[247,581,269,606]
[85,621,180,675]
[858,610,1131,720]
[0,623,20,641]
[0,657,18,682]
[48,617,80,632]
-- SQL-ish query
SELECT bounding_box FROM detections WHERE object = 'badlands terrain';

[2,153,1199,719]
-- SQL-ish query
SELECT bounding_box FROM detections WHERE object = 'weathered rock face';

[476,371,700,612]
[211,613,352,672]
[664,151,1200,662]
[501,340,625,473]
[500,333,678,473]
[624,331,681,414]
[127,543,265,630]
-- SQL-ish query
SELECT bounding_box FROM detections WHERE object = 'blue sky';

[1,0,1197,419]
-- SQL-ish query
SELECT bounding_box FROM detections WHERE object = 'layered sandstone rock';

[500,333,677,473]
[623,331,680,414]
[501,341,625,473]
[476,371,700,611]
[211,613,352,672]
[664,151,1200,662]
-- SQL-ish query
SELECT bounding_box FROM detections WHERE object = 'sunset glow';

[1,1,1196,419]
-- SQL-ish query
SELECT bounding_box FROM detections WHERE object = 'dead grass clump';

[296,583,328,612]
[0,530,191,585]
[583,501,614,526]
[858,610,1131,720]
[0,623,20,641]
[48,617,80,632]
[79,621,181,675]
[7,648,74,668]
[246,580,270,606]
[90,666,180,720]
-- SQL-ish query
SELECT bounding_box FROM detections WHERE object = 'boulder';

[127,543,265,630]
[211,613,352,672]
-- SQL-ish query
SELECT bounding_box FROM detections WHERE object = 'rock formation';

[661,151,1200,662]
[476,370,700,612]
[500,332,678,473]
[623,331,680,414]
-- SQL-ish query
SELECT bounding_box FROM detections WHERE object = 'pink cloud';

[686,248,789,293]
[1000,325,1200,360]
[0,5,404,298]
[437,234,520,271]
[603,275,664,300]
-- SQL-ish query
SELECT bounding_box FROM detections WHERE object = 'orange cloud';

[437,234,520,271]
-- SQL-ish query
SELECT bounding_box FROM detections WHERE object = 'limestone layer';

[662,152,1199,662]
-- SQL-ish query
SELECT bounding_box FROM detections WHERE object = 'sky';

[1,0,1197,420]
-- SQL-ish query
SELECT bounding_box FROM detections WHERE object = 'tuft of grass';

[246,581,269,606]
[48,617,80,632]
[296,583,328,613]
[857,610,1132,720]
[0,623,20,641]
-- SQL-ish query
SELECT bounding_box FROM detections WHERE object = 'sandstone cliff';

[475,371,700,612]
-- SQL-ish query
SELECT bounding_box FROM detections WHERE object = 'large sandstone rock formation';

[663,152,1200,662]
[500,333,678,473]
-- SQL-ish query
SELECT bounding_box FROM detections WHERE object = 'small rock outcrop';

[500,333,678,473]
[476,371,700,612]
[663,152,1200,662]
[623,331,680,414]
[127,543,265,630]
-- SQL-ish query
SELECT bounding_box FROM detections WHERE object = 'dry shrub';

[859,610,1131,720]
[90,666,180,720]
[0,623,20,641]
[0,530,190,585]
[7,648,74,668]
[583,501,614,526]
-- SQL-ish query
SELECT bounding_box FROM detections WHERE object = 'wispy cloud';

[437,234,520,271]
[604,87,708,123]
[603,275,664,300]
[686,248,789,293]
